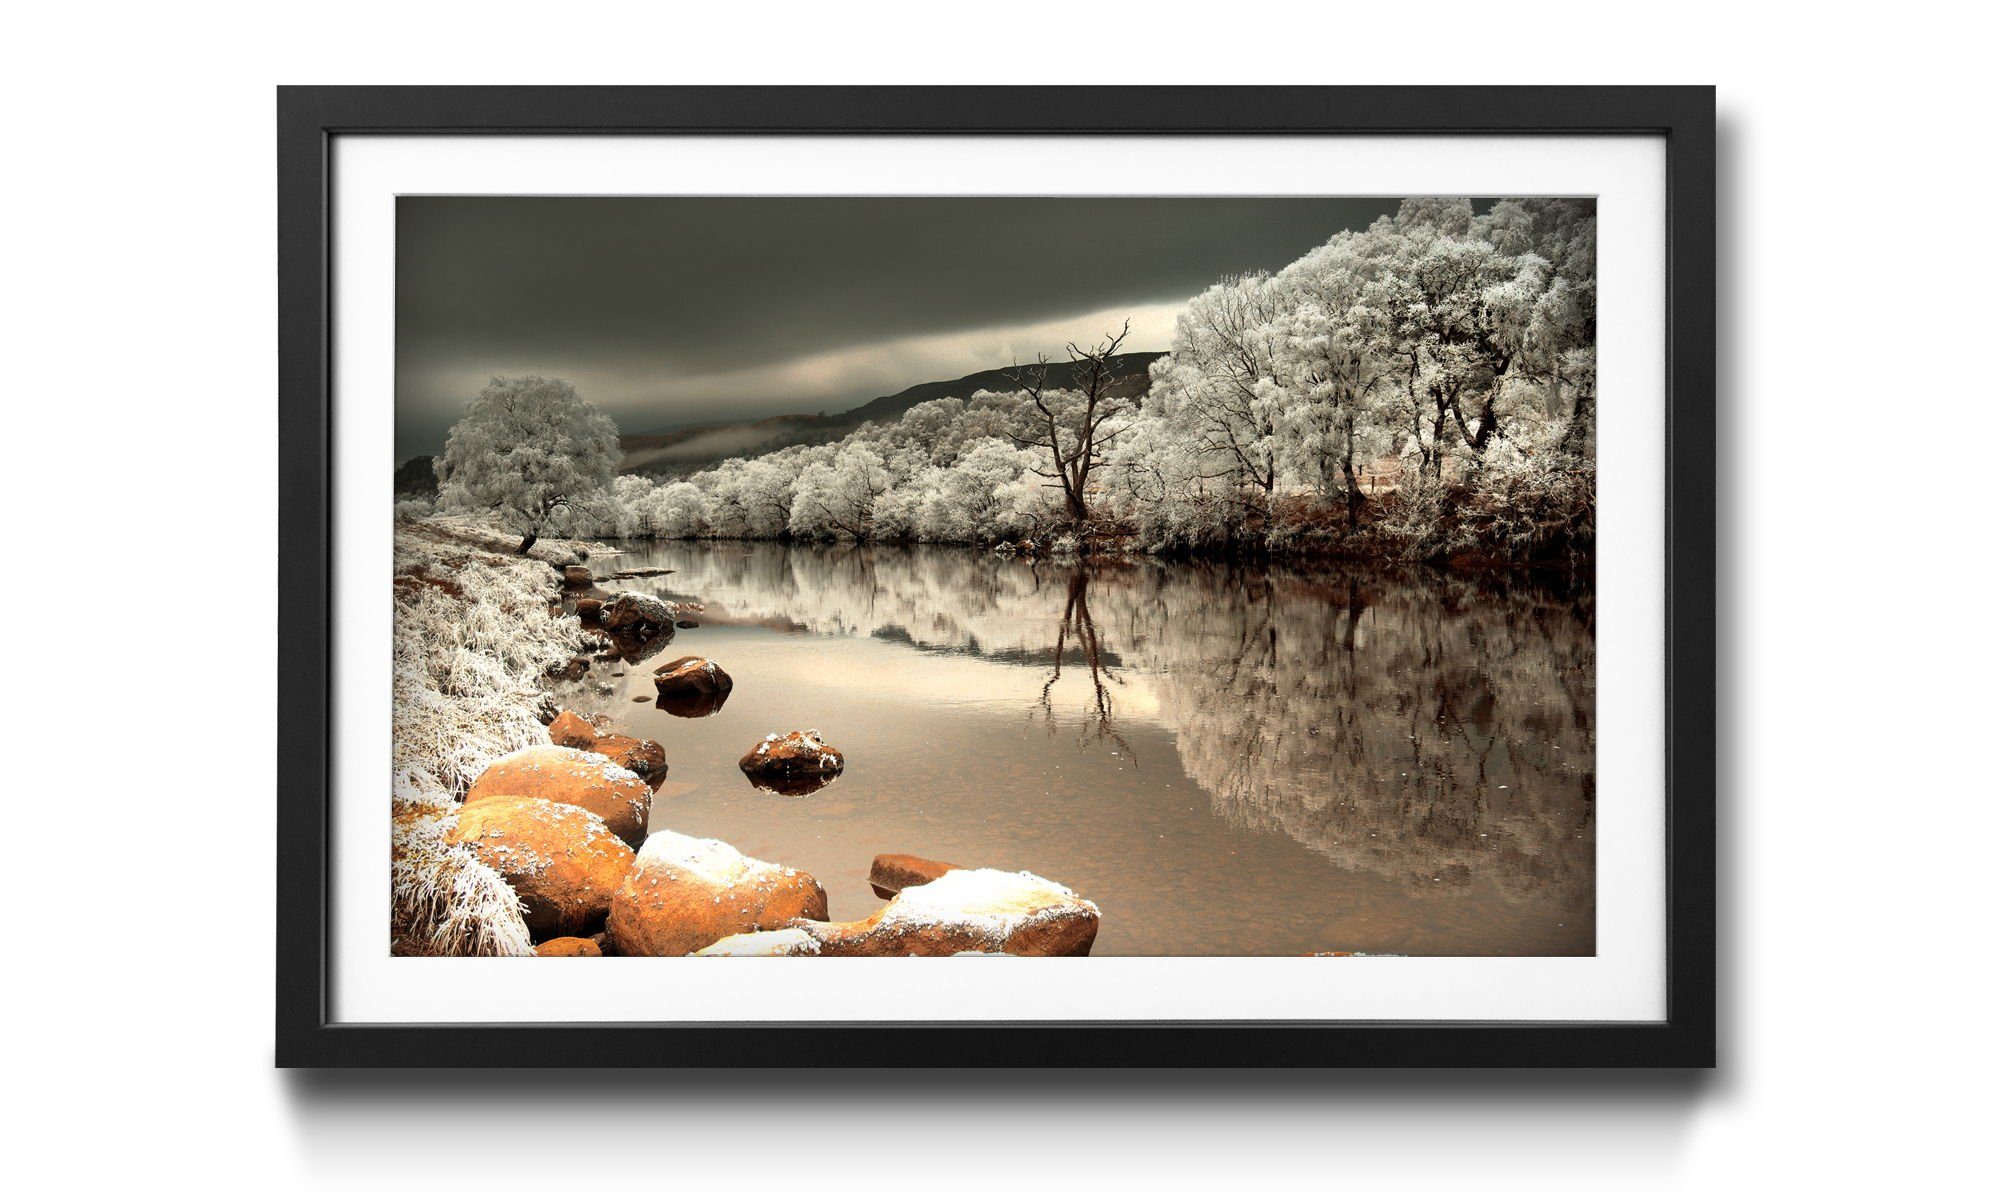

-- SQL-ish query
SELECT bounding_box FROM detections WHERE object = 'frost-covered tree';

[1268,304,1390,527]
[1103,409,1234,552]
[1372,231,1512,477]
[791,443,892,541]
[1264,231,1396,527]
[599,474,658,538]
[911,437,1043,543]
[1370,198,1596,476]
[435,375,621,553]
[1152,275,1288,509]
[702,452,801,539]
[649,480,711,538]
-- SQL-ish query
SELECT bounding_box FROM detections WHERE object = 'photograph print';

[389,195,1597,960]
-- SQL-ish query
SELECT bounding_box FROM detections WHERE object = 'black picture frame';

[278,85,1715,1068]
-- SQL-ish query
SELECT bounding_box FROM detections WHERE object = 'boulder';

[602,591,676,631]
[535,936,603,957]
[869,852,962,899]
[446,797,635,936]
[590,733,667,782]
[548,709,598,748]
[561,564,593,588]
[544,710,668,783]
[574,596,604,621]
[606,830,829,957]
[691,928,821,957]
[465,746,652,846]
[653,655,733,698]
[695,869,1099,957]
[739,729,844,782]
[692,930,1014,958]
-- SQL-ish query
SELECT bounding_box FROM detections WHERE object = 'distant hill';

[619,351,1164,478]
[838,352,1165,427]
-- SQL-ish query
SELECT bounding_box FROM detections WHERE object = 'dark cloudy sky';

[395,196,1401,460]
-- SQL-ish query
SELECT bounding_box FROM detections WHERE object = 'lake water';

[550,541,1595,957]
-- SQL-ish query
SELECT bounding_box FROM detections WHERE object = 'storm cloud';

[395,196,1400,459]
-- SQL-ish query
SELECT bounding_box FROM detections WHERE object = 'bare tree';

[1006,319,1134,525]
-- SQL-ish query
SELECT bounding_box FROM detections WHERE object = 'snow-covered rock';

[601,591,675,631]
[588,734,667,782]
[605,830,829,957]
[652,655,733,698]
[738,729,844,781]
[700,868,1100,957]
[545,709,667,782]
[690,928,821,957]
[446,797,634,936]
[465,746,653,847]
[868,852,962,898]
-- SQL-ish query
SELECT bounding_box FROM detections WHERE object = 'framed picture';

[278,85,1715,1067]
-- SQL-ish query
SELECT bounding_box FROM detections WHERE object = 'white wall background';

[6,4,1992,1195]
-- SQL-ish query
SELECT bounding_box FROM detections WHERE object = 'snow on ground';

[389,515,608,956]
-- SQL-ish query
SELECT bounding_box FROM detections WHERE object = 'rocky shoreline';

[391,514,1102,958]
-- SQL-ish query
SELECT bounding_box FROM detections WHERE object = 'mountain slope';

[839,352,1164,427]
[619,351,1164,477]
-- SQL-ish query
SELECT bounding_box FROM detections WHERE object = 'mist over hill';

[616,352,1163,479]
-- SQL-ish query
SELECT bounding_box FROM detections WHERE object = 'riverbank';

[506,481,1595,576]
[389,515,1105,958]
[390,516,607,955]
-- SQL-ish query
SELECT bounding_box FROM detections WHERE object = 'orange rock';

[738,729,844,781]
[446,797,635,936]
[694,869,1099,957]
[589,734,667,781]
[574,596,604,621]
[548,709,597,748]
[535,936,602,957]
[561,564,593,588]
[543,710,666,783]
[869,852,961,898]
[606,830,828,957]
[465,746,652,846]
[653,655,733,697]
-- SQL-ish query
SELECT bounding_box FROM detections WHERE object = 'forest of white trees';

[422,198,1596,563]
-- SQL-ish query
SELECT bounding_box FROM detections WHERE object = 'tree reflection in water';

[1146,564,1594,913]
[596,541,1594,915]
[1037,570,1134,758]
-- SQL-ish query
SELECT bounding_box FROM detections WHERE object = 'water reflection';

[1038,571,1132,755]
[601,623,675,665]
[742,770,842,798]
[583,541,1595,929]
[656,691,730,719]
